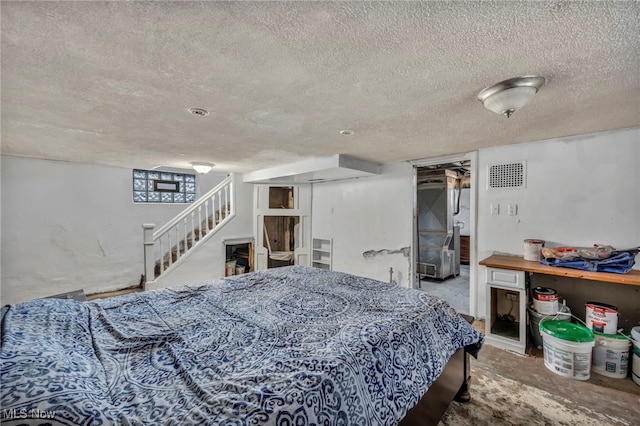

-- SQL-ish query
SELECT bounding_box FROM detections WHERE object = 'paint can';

[540,320,594,380]
[592,331,631,379]
[586,302,619,334]
[632,326,640,386]
[524,239,545,261]
[532,287,559,315]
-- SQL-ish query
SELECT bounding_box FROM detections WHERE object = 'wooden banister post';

[142,224,155,290]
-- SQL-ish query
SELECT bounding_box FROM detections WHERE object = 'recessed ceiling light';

[339,129,355,135]
[188,108,209,116]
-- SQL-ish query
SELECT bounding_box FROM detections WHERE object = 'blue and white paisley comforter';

[1,266,482,426]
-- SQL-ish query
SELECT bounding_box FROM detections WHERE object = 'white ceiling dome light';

[191,162,214,174]
[477,76,545,118]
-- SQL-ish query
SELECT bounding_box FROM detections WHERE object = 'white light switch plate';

[507,203,517,216]
[491,204,500,215]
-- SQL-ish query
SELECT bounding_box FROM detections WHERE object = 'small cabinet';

[312,238,332,270]
[485,267,527,354]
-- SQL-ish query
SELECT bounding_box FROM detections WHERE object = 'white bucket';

[632,326,640,386]
[586,302,619,334]
[532,287,559,315]
[524,239,545,261]
[592,332,631,379]
[633,352,640,386]
[540,320,595,380]
[528,303,571,349]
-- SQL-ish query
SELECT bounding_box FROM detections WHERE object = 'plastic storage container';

[225,260,237,276]
[528,303,571,349]
[540,320,594,380]
[592,332,631,379]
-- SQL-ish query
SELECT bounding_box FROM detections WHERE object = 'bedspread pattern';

[1,266,482,425]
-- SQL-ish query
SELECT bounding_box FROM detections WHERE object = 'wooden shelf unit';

[312,238,332,270]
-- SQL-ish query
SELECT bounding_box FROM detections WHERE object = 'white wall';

[0,156,228,305]
[310,127,639,320]
[4,127,637,315]
[311,162,414,286]
[476,127,640,314]
[151,173,254,289]
[455,188,471,237]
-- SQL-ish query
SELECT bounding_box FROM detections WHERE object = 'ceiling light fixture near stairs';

[477,76,545,118]
[191,162,214,174]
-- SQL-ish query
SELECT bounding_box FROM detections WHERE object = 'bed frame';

[399,314,474,426]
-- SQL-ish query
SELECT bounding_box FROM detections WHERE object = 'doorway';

[414,155,475,316]
[253,184,311,271]
[263,215,299,268]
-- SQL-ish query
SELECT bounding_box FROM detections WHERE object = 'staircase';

[143,175,235,289]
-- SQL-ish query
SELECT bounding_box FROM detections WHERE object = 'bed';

[1,266,483,425]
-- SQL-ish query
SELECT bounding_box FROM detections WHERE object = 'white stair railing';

[143,174,235,288]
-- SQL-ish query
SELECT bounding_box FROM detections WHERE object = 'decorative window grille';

[133,169,196,203]
[487,162,526,190]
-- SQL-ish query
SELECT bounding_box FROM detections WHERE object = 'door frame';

[410,151,478,317]
[253,184,312,271]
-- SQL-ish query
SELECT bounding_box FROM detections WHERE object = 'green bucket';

[539,320,595,380]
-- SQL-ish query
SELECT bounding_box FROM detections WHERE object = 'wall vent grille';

[488,162,526,189]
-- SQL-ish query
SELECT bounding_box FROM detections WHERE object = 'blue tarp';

[540,251,637,274]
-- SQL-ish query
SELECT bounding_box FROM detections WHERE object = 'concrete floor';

[470,320,640,423]
[418,264,470,314]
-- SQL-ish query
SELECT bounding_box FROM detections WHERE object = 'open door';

[413,153,476,317]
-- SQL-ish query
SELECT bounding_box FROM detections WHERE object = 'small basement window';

[133,169,196,203]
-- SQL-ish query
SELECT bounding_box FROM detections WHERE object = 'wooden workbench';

[479,254,640,287]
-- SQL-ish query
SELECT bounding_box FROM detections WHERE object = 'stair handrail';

[153,174,233,239]
[143,174,235,288]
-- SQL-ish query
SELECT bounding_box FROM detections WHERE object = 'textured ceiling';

[1,1,639,173]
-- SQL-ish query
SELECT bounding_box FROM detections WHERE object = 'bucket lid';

[524,239,545,245]
[593,331,632,341]
[540,320,594,343]
[533,287,557,296]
